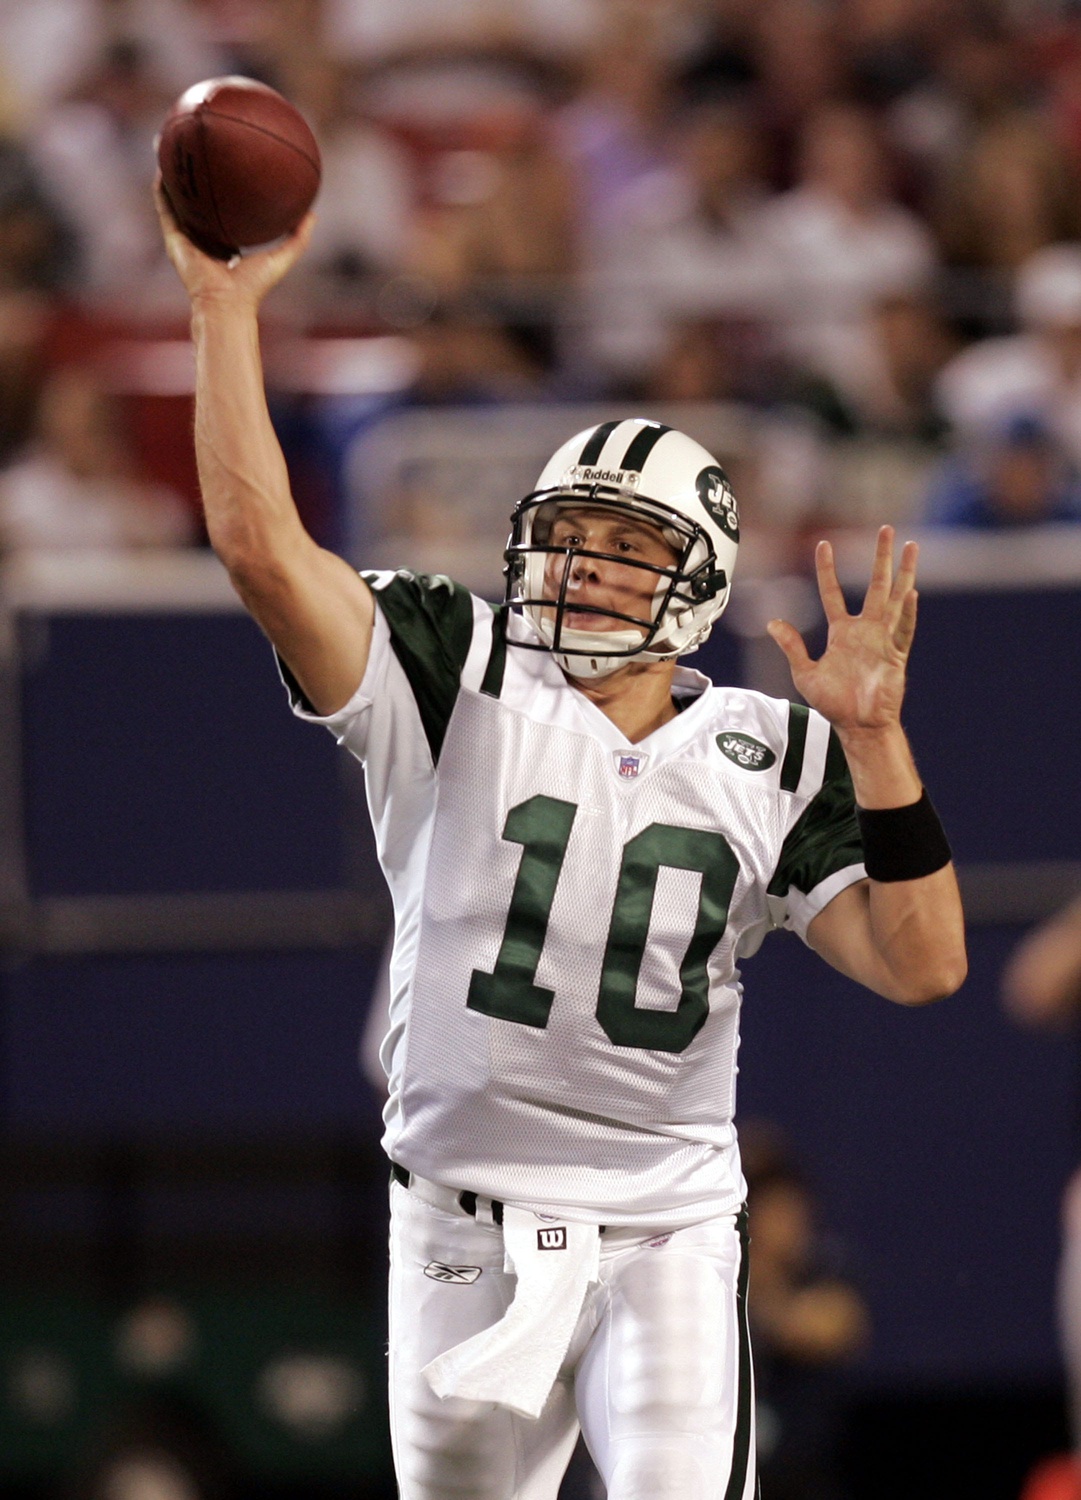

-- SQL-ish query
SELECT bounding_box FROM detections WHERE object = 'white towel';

[423,1207,601,1419]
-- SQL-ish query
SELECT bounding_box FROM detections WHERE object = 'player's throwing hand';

[766,525,918,736]
[153,177,315,312]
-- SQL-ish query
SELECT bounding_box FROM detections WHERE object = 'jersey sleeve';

[277,570,494,883]
[278,569,480,765]
[766,709,866,942]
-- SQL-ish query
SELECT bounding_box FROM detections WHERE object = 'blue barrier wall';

[2,583,1077,1394]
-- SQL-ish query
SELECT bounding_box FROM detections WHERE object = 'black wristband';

[856,789,952,883]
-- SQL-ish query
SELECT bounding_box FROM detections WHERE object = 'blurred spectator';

[281,56,415,321]
[760,101,938,413]
[583,98,776,391]
[931,111,1081,333]
[748,0,848,181]
[790,287,956,439]
[212,0,328,95]
[1027,9,1081,183]
[924,411,1081,529]
[677,0,758,107]
[0,365,193,552]
[844,0,935,111]
[937,242,1081,467]
[405,307,551,403]
[889,13,1032,191]
[0,134,75,462]
[0,135,74,293]
[0,0,222,125]
[0,291,51,470]
[744,1130,869,1500]
[26,35,186,308]
[324,0,604,66]
[553,6,679,243]
[402,94,577,376]
[645,319,740,403]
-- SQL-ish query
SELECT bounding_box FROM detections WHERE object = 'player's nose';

[568,548,602,584]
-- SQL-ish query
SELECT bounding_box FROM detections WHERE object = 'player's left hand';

[766,525,918,736]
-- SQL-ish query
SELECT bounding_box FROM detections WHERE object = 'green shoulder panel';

[480,606,510,699]
[768,727,864,899]
[363,570,475,762]
[778,702,809,793]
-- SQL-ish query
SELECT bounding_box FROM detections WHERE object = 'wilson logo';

[423,1262,482,1284]
[716,733,776,771]
[537,1227,567,1250]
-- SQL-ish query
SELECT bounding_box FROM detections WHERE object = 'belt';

[391,1160,504,1226]
[392,1161,606,1234]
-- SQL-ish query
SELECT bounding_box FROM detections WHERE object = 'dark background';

[1,578,1077,1499]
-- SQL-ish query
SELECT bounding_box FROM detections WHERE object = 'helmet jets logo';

[696,466,740,542]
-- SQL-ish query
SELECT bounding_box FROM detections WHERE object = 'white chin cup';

[533,616,655,679]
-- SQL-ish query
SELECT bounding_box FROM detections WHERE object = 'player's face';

[542,506,678,634]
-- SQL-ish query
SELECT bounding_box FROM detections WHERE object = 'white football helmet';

[504,418,740,678]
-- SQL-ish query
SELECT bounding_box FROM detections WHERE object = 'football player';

[156,190,966,1500]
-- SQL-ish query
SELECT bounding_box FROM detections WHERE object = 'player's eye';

[609,535,645,556]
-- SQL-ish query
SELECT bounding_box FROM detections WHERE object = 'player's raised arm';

[155,183,374,716]
[767,526,967,1005]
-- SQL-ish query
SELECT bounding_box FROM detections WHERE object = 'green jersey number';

[466,794,740,1053]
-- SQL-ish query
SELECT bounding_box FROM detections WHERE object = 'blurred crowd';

[7,0,1081,552]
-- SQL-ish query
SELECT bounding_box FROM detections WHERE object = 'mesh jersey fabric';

[282,570,867,1226]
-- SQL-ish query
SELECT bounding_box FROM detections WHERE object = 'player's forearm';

[838,725,966,1001]
[842,722,967,1000]
[812,871,967,1005]
[190,296,307,578]
[865,868,967,1004]
[835,721,921,809]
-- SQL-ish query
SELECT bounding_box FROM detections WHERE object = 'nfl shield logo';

[615,752,646,779]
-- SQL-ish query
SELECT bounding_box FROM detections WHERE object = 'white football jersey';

[284,571,866,1226]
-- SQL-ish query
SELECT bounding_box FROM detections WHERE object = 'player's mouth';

[560,600,649,632]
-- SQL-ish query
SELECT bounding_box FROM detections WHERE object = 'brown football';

[157,76,321,259]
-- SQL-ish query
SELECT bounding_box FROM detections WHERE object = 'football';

[157,76,321,259]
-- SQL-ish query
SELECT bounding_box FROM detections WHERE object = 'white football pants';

[388,1179,757,1500]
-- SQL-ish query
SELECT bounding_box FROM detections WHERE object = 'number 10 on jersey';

[466,794,740,1055]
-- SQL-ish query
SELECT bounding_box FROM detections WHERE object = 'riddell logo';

[566,466,640,487]
[537,1227,567,1250]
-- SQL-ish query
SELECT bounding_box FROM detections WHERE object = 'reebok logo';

[423,1262,482,1284]
[537,1227,567,1250]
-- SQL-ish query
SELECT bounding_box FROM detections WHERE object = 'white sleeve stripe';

[795,708,832,800]
[460,596,495,694]
[787,862,868,941]
[282,607,390,727]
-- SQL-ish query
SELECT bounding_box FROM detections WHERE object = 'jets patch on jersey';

[281,571,866,1225]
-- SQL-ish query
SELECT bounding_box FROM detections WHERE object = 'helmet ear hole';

[694,569,726,601]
